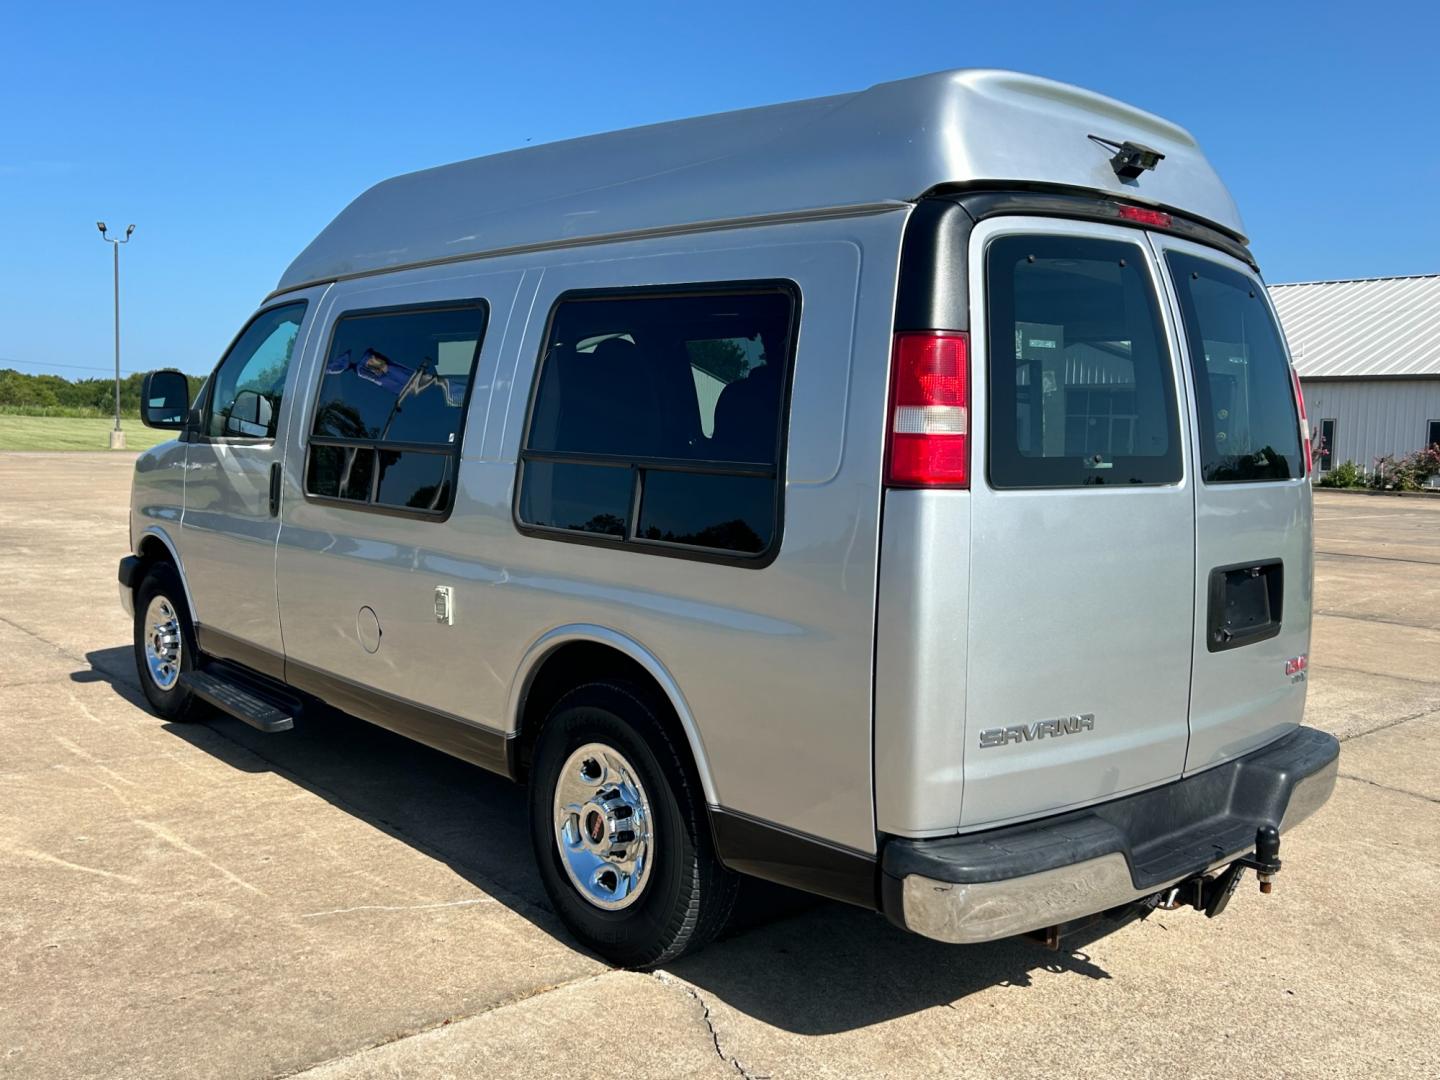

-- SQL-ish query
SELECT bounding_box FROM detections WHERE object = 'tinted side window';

[205,303,307,439]
[1167,252,1302,483]
[986,235,1181,488]
[518,286,796,560]
[305,302,486,516]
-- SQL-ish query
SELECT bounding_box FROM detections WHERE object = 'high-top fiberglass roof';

[277,68,1243,293]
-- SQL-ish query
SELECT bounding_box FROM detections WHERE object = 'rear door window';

[1166,252,1303,483]
[986,234,1182,488]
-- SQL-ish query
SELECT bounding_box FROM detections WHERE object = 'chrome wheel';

[553,742,654,910]
[143,594,183,691]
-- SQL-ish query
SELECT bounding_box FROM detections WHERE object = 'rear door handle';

[269,461,282,517]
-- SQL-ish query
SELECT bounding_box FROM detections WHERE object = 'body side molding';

[709,807,878,909]
[284,657,512,777]
[195,625,287,683]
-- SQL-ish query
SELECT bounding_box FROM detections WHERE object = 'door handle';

[269,461,282,517]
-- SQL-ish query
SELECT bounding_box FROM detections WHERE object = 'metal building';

[1270,274,1440,481]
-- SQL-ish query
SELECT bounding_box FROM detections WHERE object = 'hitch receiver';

[1157,825,1284,920]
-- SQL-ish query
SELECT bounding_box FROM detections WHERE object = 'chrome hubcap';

[143,595,182,691]
[553,743,654,910]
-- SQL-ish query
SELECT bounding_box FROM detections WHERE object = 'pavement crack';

[274,971,612,1078]
[0,611,80,659]
[133,819,266,895]
[52,734,140,785]
[8,845,143,885]
[1337,706,1440,743]
[1315,664,1440,688]
[653,971,769,1080]
[0,610,146,701]
[0,611,121,674]
[173,718,559,926]
[299,897,497,919]
[1313,609,1440,632]
[62,687,114,727]
[1337,772,1440,806]
[1314,549,1440,568]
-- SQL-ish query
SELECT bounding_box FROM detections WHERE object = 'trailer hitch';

[1026,827,1284,949]
[1155,825,1282,919]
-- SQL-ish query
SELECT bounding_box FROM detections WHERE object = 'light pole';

[97,222,135,449]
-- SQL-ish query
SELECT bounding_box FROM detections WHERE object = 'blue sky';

[2,0,1436,378]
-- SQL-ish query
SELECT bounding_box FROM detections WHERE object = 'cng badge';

[979,713,1095,749]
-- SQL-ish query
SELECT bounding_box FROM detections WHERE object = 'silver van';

[122,69,1338,968]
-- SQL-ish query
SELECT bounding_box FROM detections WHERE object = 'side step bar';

[180,665,300,733]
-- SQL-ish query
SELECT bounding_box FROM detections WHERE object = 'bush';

[0,403,133,419]
[1370,446,1440,492]
[0,368,206,419]
[1317,460,1365,488]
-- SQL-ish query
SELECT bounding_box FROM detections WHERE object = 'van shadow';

[81,645,1118,1036]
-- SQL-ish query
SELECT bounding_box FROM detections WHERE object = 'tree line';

[0,369,206,417]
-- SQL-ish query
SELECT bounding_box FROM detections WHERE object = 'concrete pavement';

[1,454,1437,1079]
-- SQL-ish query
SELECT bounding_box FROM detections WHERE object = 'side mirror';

[223,389,273,438]
[140,369,191,429]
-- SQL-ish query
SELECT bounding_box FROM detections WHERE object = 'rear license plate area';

[1207,560,1283,652]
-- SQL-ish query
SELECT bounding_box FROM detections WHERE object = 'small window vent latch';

[434,585,454,625]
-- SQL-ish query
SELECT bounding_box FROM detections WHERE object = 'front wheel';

[132,562,203,722]
[528,682,738,969]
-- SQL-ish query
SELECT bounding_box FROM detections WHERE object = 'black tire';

[132,562,203,722]
[528,681,739,969]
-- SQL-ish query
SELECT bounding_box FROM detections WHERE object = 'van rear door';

[1149,235,1312,772]
[960,218,1196,828]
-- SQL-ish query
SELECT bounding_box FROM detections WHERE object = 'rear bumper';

[880,725,1339,944]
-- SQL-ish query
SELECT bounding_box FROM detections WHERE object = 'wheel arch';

[132,527,199,619]
[507,625,719,806]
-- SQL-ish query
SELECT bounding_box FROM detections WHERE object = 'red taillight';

[1291,365,1313,475]
[1117,204,1173,228]
[886,331,969,487]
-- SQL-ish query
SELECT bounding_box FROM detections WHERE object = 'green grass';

[0,415,173,452]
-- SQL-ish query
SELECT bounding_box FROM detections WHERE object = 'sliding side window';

[517,285,797,562]
[305,301,487,517]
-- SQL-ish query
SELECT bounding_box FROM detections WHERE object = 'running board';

[180,667,298,733]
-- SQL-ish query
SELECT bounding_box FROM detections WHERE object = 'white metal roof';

[1270,275,1440,379]
[277,68,1243,293]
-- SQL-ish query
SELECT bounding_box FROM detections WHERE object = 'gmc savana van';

[122,69,1338,968]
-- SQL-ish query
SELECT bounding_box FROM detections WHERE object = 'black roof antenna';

[1089,135,1165,180]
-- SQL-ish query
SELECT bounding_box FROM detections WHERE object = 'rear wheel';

[132,563,203,722]
[528,681,739,969]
